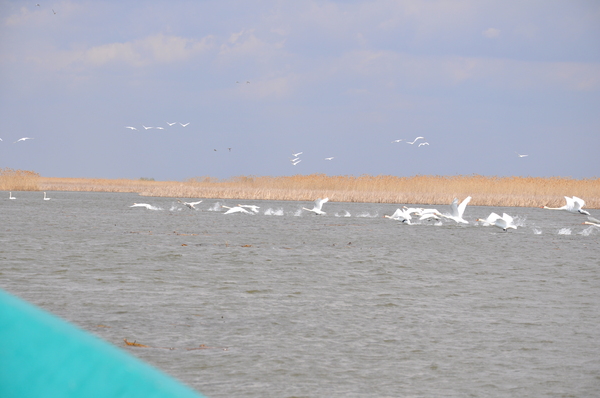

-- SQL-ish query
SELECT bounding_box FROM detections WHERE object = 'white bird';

[583,217,600,227]
[493,213,517,231]
[292,160,301,166]
[302,198,329,215]
[440,196,472,224]
[543,196,590,215]
[391,139,404,143]
[222,205,252,214]
[142,125,153,130]
[292,152,303,157]
[325,157,334,160]
[14,137,33,143]
[155,127,164,130]
[406,136,424,145]
[237,204,260,213]
[43,192,50,201]
[384,208,412,224]
[477,212,517,231]
[9,192,16,200]
[178,199,203,209]
[476,212,502,226]
[290,157,300,162]
[180,122,190,127]
[130,203,156,210]
[418,142,429,147]
[515,152,528,157]
[125,126,138,130]
[167,122,177,126]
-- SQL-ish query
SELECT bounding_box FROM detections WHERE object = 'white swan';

[292,152,303,157]
[583,217,600,227]
[9,192,15,200]
[180,122,190,127]
[325,157,334,160]
[222,205,252,214]
[14,137,33,143]
[440,196,471,224]
[543,196,590,215]
[43,192,50,200]
[384,208,412,224]
[130,203,158,210]
[515,152,528,157]
[291,160,301,166]
[302,198,329,215]
[167,122,177,126]
[178,199,203,209]
[477,212,517,231]
[237,204,260,213]
[418,142,429,147]
[406,136,424,145]
[142,125,153,130]
[493,213,517,231]
[391,139,404,143]
[125,126,138,130]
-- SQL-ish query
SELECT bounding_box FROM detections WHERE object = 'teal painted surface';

[0,289,205,398]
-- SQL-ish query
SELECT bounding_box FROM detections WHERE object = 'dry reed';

[0,168,40,191]
[32,173,600,209]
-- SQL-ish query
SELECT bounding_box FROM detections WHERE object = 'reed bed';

[31,173,600,209]
[0,168,40,191]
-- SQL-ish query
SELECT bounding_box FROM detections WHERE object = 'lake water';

[1,191,599,397]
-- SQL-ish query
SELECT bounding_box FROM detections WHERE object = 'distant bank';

[1,168,599,208]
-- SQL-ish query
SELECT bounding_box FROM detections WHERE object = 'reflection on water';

[1,191,599,397]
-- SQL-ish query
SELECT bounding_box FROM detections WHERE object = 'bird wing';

[189,200,203,205]
[572,196,585,210]
[449,198,460,218]
[314,198,328,211]
[457,196,472,218]
[563,196,575,210]
[501,213,514,224]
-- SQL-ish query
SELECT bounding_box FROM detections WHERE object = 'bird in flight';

[391,139,404,143]
[292,160,301,166]
[125,126,137,130]
[180,122,190,127]
[292,152,303,157]
[155,127,164,130]
[515,152,528,157]
[406,136,424,145]
[14,137,33,143]
[325,157,334,160]
[167,122,176,126]
[142,125,153,130]
[418,142,429,147]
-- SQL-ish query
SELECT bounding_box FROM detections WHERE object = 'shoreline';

[35,175,600,209]
[1,170,599,208]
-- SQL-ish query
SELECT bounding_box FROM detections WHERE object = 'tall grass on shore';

[36,173,600,209]
[0,168,40,191]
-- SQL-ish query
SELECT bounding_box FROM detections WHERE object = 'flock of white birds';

[125,195,598,233]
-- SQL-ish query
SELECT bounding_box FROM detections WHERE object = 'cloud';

[78,34,214,68]
[482,28,500,39]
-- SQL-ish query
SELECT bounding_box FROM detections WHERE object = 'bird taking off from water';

[178,199,203,210]
[302,198,329,215]
[543,196,590,215]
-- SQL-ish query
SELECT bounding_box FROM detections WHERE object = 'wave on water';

[335,210,351,217]
[557,228,572,235]
[293,209,303,217]
[579,226,598,236]
[532,228,542,235]
[264,208,284,216]
[208,202,222,211]
[356,212,378,218]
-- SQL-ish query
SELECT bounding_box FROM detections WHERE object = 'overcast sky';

[1,1,599,181]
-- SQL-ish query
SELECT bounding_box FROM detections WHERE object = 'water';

[1,191,599,397]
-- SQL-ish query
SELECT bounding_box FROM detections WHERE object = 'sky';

[1,0,599,181]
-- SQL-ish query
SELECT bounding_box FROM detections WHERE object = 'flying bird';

[237,204,260,213]
[167,122,177,126]
[406,136,424,145]
[391,139,404,143]
[142,125,153,130]
[515,152,528,157]
[325,157,334,160]
[384,208,412,224]
[178,199,203,210]
[52,9,56,14]
[292,152,303,157]
[14,137,33,143]
[440,196,472,224]
[302,198,329,215]
[291,160,301,166]
[477,212,517,231]
[130,203,158,210]
[222,205,252,215]
[180,122,190,127]
[418,142,429,147]
[125,126,138,130]
[543,196,590,215]
[155,127,164,130]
